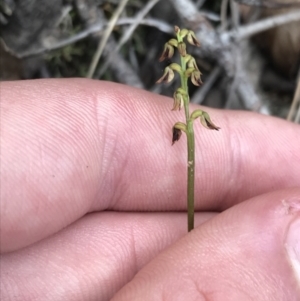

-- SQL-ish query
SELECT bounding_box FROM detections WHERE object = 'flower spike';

[156,26,219,232]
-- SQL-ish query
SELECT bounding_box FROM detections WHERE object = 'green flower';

[191,70,203,86]
[191,110,220,130]
[156,66,174,84]
[187,31,200,47]
[172,88,187,111]
[158,39,178,62]
[172,122,187,145]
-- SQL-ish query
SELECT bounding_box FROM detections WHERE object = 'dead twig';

[295,105,300,123]
[1,17,172,59]
[287,70,300,122]
[233,0,300,8]
[224,0,242,108]
[96,0,160,78]
[230,0,240,29]
[107,38,144,88]
[75,0,143,88]
[191,66,222,104]
[87,0,129,78]
[220,0,230,31]
[222,9,300,42]
[196,0,207,8]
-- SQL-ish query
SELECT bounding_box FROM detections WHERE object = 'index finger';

[1,79,299,252]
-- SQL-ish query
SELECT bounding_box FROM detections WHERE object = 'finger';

[1,79,300,252]
[0,212,214,301]
[112,188,300,301]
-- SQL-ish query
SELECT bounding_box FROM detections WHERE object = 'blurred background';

[1,0,299,122]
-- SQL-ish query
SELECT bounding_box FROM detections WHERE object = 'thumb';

[112,188,300,300]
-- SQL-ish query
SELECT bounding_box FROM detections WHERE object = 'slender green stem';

[179,45,195,232]
[187,121,195,232]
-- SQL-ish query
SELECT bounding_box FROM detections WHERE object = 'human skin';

[0,79,300,300]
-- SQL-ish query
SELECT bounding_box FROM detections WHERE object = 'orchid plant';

[156,26,220,232]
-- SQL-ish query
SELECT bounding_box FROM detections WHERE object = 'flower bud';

[185,67,195,77]
[168,39,178,47]
[156,66,174,84]
[174,25,180,34]
[180,29,189,39]
[178,42,187,57]
[172,88,186,111]
[169,63,182,73]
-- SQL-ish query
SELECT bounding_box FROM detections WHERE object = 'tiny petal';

[168,39,178,47]
[174,25,180,34]
[169,63,182,73]
[191,70,203,86]
[178,42,187,57]
[185,67,195,77]
[180,29,189,39]
[183,54,192,65]
[174,121,187,132]
[187,31,200,47]
[156,67,174,84]
[172,122,187,145]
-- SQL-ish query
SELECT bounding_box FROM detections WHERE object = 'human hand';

[1,79,300,300]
